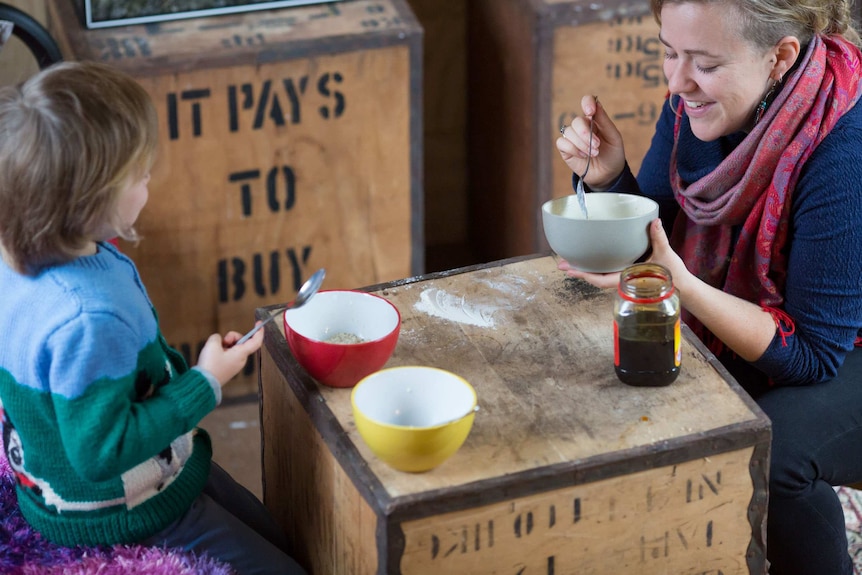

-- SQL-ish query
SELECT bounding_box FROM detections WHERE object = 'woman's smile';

[660,2,777,139]
[683,99,714,118]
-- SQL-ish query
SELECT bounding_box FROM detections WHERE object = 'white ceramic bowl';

[542,192,659,273]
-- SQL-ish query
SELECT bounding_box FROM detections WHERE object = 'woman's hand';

[557,95,627,190]
[557,259,620,289]
[642,218,688,285]
[558,219,688,290]
[196,325,264,387]
[559,219,775,361]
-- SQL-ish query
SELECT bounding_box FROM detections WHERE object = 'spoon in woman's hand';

[575,95,598,219]
[235,267,326,345]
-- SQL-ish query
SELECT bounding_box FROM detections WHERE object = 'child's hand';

[197,324,264,387]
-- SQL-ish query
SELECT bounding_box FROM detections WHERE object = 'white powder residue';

[415,288,498,328]
[477,275,534,301]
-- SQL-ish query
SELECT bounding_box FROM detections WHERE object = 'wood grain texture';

[404,0,469,252]
[468,0,668,262]
[259,254,770,574]
[551,15,667,202]
[48,0,422,397]
[0,0,47,86]
[320,255,763,498]
[399,447,756,574]
[261,350,380,575]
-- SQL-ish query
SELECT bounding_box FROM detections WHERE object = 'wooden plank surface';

[267,255,766,500]
[0,0,48,86]
[467,0,538,260]
[399,447,757,574]
[467,0,668,262]
[404,0,469,256]
[48,0,420,76]
[48,0,422,396]
[261,350,379,575]
[551,15,667,198]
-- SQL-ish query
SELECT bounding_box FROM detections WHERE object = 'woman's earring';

[754,78,780,125]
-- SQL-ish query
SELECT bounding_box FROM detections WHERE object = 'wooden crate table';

[258,254,771,575]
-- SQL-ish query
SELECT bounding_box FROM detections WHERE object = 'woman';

[556,0,862,572]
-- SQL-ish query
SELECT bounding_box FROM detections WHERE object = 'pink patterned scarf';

[669,34,862,342]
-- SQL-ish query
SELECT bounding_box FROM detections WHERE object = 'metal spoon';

[575,96,598,219]
[236,267,326,345]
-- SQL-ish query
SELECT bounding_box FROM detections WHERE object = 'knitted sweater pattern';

[0,243,217,546]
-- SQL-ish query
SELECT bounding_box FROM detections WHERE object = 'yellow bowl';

[351,366,477,472]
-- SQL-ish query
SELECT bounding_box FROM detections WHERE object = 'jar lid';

[617,263,675,304]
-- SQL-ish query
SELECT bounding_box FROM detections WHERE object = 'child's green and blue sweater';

[0,242,221,546]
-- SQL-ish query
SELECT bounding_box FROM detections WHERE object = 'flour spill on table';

[476,274,536,301]
[415,288,498,327]
[414,276,529,327]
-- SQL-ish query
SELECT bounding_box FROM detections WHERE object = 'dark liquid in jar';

[615,337,679,387]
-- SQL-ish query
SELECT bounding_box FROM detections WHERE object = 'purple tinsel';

[0,439,234,575]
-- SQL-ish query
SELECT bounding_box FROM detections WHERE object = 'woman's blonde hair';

[0,61,158,274]
[650,0,862,49]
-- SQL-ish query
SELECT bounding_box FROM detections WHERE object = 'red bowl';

[283,290,401,388]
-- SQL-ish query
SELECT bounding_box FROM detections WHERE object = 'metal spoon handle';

[575,96,598,219]
[582,113,595,180]
[236,312,279,345]
[234,267,325,346]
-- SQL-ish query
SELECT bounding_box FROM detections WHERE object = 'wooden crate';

[46,0,423,396]
[403,0,471,270]
[259,255,770,574]
[468,0,668,262]
[0,0,47,86]
[73,0,342,29]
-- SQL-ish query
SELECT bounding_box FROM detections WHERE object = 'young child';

[0,61,305,575]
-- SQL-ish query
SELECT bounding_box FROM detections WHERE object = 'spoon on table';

[236,267,326,345]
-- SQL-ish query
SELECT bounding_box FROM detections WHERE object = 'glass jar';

[614,263,681,386]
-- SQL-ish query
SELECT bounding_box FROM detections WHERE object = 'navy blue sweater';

[606,101,862,389]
